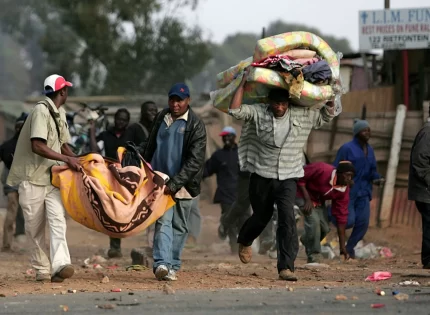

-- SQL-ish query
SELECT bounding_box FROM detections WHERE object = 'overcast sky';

[180,0,430,51]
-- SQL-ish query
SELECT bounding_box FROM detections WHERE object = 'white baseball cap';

[43,74,73,94]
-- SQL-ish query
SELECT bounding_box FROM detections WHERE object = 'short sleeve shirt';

[7,97,71,187]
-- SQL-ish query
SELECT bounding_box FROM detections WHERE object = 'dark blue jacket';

[203,145,239,205]
[334,137,381,200]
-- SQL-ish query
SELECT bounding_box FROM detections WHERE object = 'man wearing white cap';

[7,74,80,282]
[203,126,240,252]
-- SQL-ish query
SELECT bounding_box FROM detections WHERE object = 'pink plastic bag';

[365,271,392,281]
[380,247,393,258]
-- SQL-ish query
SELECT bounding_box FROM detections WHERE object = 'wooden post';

[379,104,407,227]
[328,116,339,152]
[361,53,371,89]
[361,103,367,120]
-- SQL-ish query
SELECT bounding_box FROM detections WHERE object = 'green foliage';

[0,0,210,95]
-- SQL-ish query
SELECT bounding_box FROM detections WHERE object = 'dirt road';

[0,201,427,298]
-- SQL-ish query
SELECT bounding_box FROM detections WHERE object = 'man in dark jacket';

[409,122,430,269]
[142,83,206,281]
[126,101,158,146]
[203,126,239,252]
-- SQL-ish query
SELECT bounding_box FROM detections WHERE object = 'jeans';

[238,174,298,272]
[187,196,201,239]
[415,201,430,266]
[153,199,193,272]
[329,195,370,258]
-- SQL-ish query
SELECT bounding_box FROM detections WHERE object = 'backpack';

[121,141,142,168]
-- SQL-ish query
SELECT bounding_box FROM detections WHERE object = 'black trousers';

[110,237,121,250]
[415,201,430,266]
[220,171,252,231]
[238,174,298,272]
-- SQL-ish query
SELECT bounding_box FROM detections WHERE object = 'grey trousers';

[297,199,330,260]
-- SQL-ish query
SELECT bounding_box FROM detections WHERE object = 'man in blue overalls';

[333,119,384,259]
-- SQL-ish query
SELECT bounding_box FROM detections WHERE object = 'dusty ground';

[0,200,427,297]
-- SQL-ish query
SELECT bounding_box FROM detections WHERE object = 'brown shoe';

[279,269,298,281]
[51,264,75,283]
[238,244,252,264]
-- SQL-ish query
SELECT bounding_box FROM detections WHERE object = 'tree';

[0,0,210,95]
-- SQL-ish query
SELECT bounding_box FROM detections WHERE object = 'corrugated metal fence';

[370,186,421,229]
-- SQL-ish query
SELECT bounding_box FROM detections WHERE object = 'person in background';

[297,161,355,263]
[0,113,28,251]
[203,126,239,252]
[409,121,430,269]
[186,196,201,245]
[127,101,158,147]
[333,119,384,259]
[90,108,130,258]
[127,101,158,253]
[228,68,334,281]
[142,83,206,281]
[7,74,80,282]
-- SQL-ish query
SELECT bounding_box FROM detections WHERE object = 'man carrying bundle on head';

[227,68,335,281]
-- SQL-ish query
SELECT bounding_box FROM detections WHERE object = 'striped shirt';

[230,104,334,180]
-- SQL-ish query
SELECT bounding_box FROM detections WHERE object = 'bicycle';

[67,103,110,155]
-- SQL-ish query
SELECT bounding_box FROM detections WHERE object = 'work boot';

[279,269,298,281]
[107,248,123,258]
[130,247,151,266]
[51,264,75,283]
[238,244,252,264]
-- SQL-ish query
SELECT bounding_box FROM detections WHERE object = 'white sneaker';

[154,265,169,281]
[163,269,178,281]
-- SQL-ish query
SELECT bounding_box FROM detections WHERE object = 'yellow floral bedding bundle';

[51,147,175,238]
[210,31,345,115]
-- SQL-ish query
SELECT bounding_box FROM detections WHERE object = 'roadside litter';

[365,271,392,282]
[320,239,393,260]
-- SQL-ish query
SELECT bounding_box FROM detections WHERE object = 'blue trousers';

[153,199,193,272]
[329,196,370,258]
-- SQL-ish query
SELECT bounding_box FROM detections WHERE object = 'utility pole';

[385,0,390,9]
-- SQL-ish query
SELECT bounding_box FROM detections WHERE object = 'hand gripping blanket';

[51,147,175,238]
